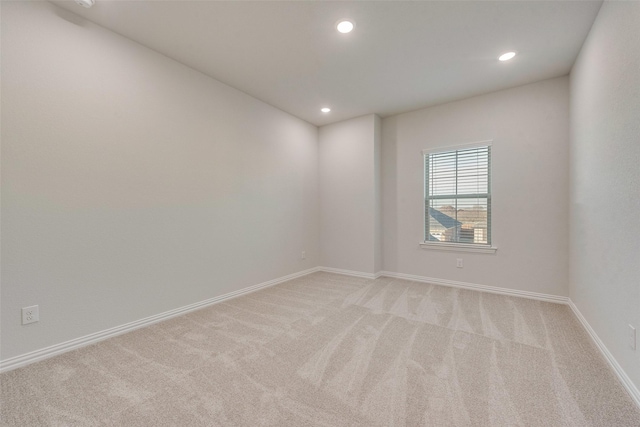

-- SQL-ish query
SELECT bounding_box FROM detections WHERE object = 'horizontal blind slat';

[425,145,491,245]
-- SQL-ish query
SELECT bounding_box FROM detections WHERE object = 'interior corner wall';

[0,1,319,361]
[569,0,640,391]
[373,115,383,274]
[382,76,570,296]
[319,114,380,275]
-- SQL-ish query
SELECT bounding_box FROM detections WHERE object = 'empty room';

[1,0,639,425]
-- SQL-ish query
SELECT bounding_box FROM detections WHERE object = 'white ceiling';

[50,0,602,126]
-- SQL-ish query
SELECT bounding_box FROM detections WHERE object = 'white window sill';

[419,242,498,254]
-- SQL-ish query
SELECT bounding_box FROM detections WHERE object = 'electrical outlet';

[629,324,636,350]
[301,251,306,260]
[456,258,463,268]
[22,305,39,325]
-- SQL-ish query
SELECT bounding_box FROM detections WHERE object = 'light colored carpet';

[1,272,639,426]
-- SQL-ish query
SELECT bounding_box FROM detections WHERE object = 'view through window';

[424,144,491,245]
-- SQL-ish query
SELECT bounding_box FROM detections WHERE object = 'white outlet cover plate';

[22,305,39,325]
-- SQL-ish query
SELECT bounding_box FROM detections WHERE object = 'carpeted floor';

[1,272,639,426]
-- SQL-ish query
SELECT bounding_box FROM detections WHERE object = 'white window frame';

[420,140,497,254]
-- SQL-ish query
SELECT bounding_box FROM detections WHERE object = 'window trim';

[421,140,493,156]
[419,241,498,253]
[421,140,496,253]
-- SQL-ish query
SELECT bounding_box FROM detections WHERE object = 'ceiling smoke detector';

[74,0,95,8]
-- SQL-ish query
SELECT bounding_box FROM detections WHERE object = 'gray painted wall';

[319,114,380,274]
[382,77,570,297]
[570,0,640,392]
[1,1,319,360]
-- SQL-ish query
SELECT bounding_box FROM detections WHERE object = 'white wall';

[319,114,380,274]
[570,1,640,391]
[373,115,383,274]
[382,77,570,296]
[1,1,319,361]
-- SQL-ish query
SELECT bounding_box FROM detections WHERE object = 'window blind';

[424,145,491,245]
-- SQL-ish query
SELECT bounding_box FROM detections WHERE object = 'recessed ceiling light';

[498,51,517,61]
[321,107,331,113]
[336,20,354,34]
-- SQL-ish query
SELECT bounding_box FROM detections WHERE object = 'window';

[422,142,495,253]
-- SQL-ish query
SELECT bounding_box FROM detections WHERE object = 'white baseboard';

[568,300,640,408]
[0,267,320,373]
[318,266,379,280]
[378,270,569,304]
